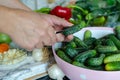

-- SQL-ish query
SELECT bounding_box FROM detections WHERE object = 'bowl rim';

[76,27,113,31]
[52,27,120,73]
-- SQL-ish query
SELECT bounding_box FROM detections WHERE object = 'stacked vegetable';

[55,26,120,71]
[0,33,12,53]
[68,0,120,27]
[0,33,27,65]
[35,0,120,27]
[35,0,120,71]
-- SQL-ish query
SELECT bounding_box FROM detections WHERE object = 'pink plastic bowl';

[52,27,120,80]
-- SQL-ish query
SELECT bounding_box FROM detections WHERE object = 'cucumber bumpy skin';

[105,61,120,71]
[96,46,118,53]
[65,41,77,48]
[109,34,120,50]
[84,30,92,40]
[74,50,97,63]
[104,53,120,64]
[65,47,78,58]
[57,50,72,63]
[72,61,86,68]
[87,54,105,66]
[114,26,120,40]
[73,36,88,48]
[62,21,86,36]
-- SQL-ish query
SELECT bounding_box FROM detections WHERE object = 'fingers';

[18,42,35,51]
[38,27,57,46]
[47,27,57,44]
[65,35,74,42]
[51,15,73,27]
[56,33,73,42]
[24,38,39,51]
[23,31,73,51]
[53,25,63,31]
[56,33,65,42]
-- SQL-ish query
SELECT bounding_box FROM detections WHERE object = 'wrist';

[0,6,14,34]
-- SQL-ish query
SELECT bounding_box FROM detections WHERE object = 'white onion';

[48,64,65,80]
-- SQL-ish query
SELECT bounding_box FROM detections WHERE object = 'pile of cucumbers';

[56,26,120,71]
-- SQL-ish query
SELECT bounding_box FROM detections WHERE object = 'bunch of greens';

[35,0,120,27]
[68,0,120,27]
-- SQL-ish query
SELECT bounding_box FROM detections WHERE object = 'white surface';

[21,0,70,10]
[0,56,49,80]
[2,62,48,80]
[73,27,114,40]
[21,0,37,10]
[0,57,33,71]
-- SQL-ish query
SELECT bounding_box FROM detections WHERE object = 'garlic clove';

[32,48,43,62]
[48,64,65,80]
[32,48,50,62]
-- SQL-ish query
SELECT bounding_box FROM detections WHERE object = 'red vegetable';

[50,6,72,20]
[0,43,9,53]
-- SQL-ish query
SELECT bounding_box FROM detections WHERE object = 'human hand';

[0,6,73,51]
[39,13,73,42]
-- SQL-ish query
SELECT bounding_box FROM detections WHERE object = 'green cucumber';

[84,37,97,49]
[62,21,86,36]
[114,26,120,39]
[87,54,105,66]
[57,50,72,63]
[73,36,88,48]
[96,46,118,53]
[105,39,116,46]
[88,65,104,71]
[75,47,88,53]
[72,61,86,68]
[94,39,102,46]
[104,53,120,64]
[105,61,120,71]
[65,41,77,48]
[64,47,78,58]
[74,50,97,63]
[84,30,92,40]
[91,16,106,26]
[109,34,120,49]
[84,37,96,45]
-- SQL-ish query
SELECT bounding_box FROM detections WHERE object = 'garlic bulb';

[32,48,50,62]
[48,64,65,80]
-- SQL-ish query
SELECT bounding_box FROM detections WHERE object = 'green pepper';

[106,0,116,7]
[85,13,93,26]
[67,5,89,15]
[91,16,106,26]
[35,7,51,14]
[69,18,76,24]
